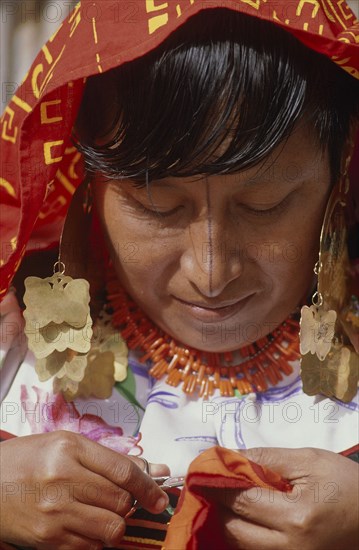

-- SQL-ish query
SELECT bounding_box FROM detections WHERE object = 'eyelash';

[138,205,183,219]
[139,196,290,219]
[241,195,291,217]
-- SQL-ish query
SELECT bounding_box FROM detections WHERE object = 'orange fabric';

[164,446,291,550]
[1,0,359,299]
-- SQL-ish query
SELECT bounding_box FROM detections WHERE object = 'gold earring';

[300,154,359,403]
[23,180,128,401]
[23,261,94,397]
[23,181,94,397]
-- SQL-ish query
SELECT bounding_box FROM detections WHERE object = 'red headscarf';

[1,0,358,299]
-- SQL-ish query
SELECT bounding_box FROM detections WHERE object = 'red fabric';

[164,446,292,550]
[1,0,359,299]
[340,443,359,457]
[0,430,16,441]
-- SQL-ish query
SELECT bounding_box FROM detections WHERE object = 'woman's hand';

[213,447,359,550]
[0,431,170,549]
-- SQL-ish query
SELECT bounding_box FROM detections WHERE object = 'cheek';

[252,205,324,297]
[94,187,177,286]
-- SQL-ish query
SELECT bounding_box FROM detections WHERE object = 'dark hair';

[74,8,359,185]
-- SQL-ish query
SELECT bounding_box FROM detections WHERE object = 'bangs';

[74,9,359,184]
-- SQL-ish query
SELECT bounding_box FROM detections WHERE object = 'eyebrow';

[126,167,315,190]
[240,164,319,187]
[148,180,180,189]
[242,151,325,187]
[242,175,307,188]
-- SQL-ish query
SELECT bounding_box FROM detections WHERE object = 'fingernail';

[155,494,169,512]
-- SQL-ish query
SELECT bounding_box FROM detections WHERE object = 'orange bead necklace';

[107,276,300,399]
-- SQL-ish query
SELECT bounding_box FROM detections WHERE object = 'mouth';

[173,294,254,322]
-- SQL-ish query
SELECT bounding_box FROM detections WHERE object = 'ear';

[61,176,109,319]
[339,120,359,352]
[341,119,359,177]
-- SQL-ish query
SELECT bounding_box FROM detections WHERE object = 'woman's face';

[93,123,331,352]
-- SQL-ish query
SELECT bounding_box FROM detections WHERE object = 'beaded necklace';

[107,277,300,399]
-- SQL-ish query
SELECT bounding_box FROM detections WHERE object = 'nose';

[180,217,242,298]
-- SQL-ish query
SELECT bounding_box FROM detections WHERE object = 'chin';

[165,324,258,353]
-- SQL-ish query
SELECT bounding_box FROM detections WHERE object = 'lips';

[173,294,254,322]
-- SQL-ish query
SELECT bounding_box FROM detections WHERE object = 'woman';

[0,1,358,549]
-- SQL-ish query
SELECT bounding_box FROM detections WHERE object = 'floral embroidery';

[20,385,141,455]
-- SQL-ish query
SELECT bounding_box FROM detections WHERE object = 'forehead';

[151,120,329,189]
[238,121,327,184]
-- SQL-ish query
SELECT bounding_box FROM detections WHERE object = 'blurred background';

[1,0,77,111]
[0,0,359,112]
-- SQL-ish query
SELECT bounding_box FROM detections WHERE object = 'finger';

[129,456,171,477]
[211,485,308,530]
[148,462,171,477]
[43,533,103,550]
[221,509,286,550]
[53,533,103,550]
[64,502,126,547]
[235,447,316,479]
[72,471,134,516]
[55,540,102,550]
[77,437,169,514]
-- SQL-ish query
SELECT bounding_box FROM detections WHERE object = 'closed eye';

[138,204,184,218]
[240,194,292,217]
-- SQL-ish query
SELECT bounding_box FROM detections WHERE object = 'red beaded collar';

[107,276,300,398]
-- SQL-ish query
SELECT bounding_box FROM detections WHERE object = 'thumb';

[235,447,311,480]
[129,455,171,477]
